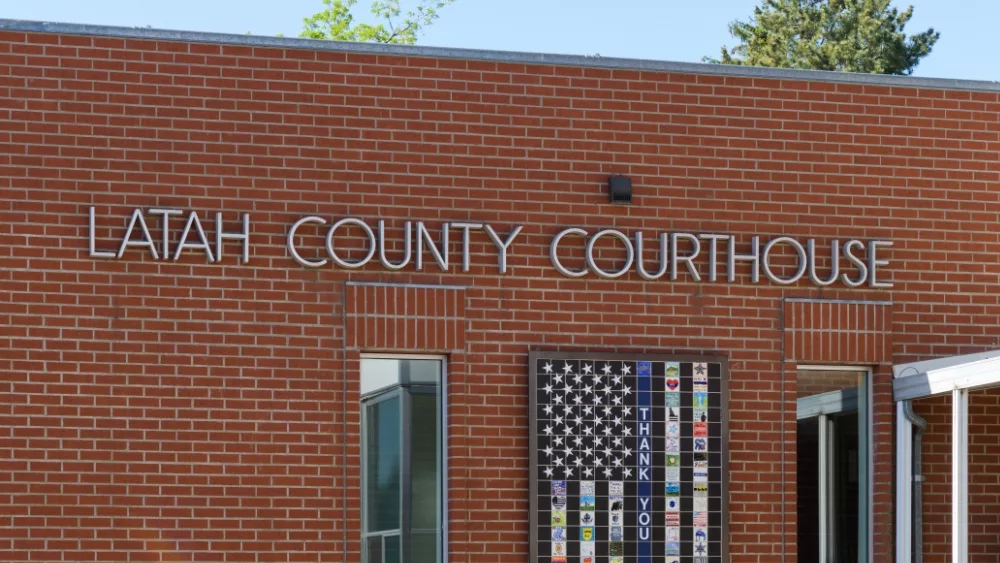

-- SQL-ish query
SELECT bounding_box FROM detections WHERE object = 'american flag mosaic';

[530,354,726,563]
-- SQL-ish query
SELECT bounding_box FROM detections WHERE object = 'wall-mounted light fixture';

[608,175,632,204]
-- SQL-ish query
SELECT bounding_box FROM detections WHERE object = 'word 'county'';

[288,216,522,273]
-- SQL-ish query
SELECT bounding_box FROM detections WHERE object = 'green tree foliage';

[301,0,454,44]
[706,0,940,74]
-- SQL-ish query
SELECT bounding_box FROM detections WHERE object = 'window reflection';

[361,358,443,563]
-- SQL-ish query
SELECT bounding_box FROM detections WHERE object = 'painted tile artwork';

[532,356,725,563]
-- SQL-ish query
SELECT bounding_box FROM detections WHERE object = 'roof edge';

[4,18,1000,93]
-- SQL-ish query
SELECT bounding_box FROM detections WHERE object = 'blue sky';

[4,0,998,81]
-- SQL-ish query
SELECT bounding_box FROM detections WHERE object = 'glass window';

[796,368,871,563]
[365,396,401,533]
[361,358,443,563]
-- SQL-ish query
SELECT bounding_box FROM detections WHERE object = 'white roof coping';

[4,19,1000,93]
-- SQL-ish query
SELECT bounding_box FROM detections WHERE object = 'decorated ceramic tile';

[694,527,710,557]
[694,421,709,437]
[694,392,709,408]
[532,356,725,563]
[665,362,680,379]
[666,526,681,555]
[666,375,681,392]
[665,437,681,453]
[552,540,567,558]
[694,437,708,452]
[694,496,708,512]
[693,363,708,384]
[608,481,623,497]
[609,490,624,526]
[666,421,681,436]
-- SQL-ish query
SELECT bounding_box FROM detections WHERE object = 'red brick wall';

[913,389,1000,563]
[3,28,1000,562]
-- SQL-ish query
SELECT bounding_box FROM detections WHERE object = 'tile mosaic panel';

[531,356,725,563]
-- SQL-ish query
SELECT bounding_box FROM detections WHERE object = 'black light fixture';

[608,174,632,204]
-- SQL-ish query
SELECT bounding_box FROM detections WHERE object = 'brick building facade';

[1,19,999,563]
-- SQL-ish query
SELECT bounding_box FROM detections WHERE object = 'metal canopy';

[892,349,1000,401]
[892,350,1000,563]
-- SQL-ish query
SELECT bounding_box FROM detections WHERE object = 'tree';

[705,0,940,75]
[301,0,454,44]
